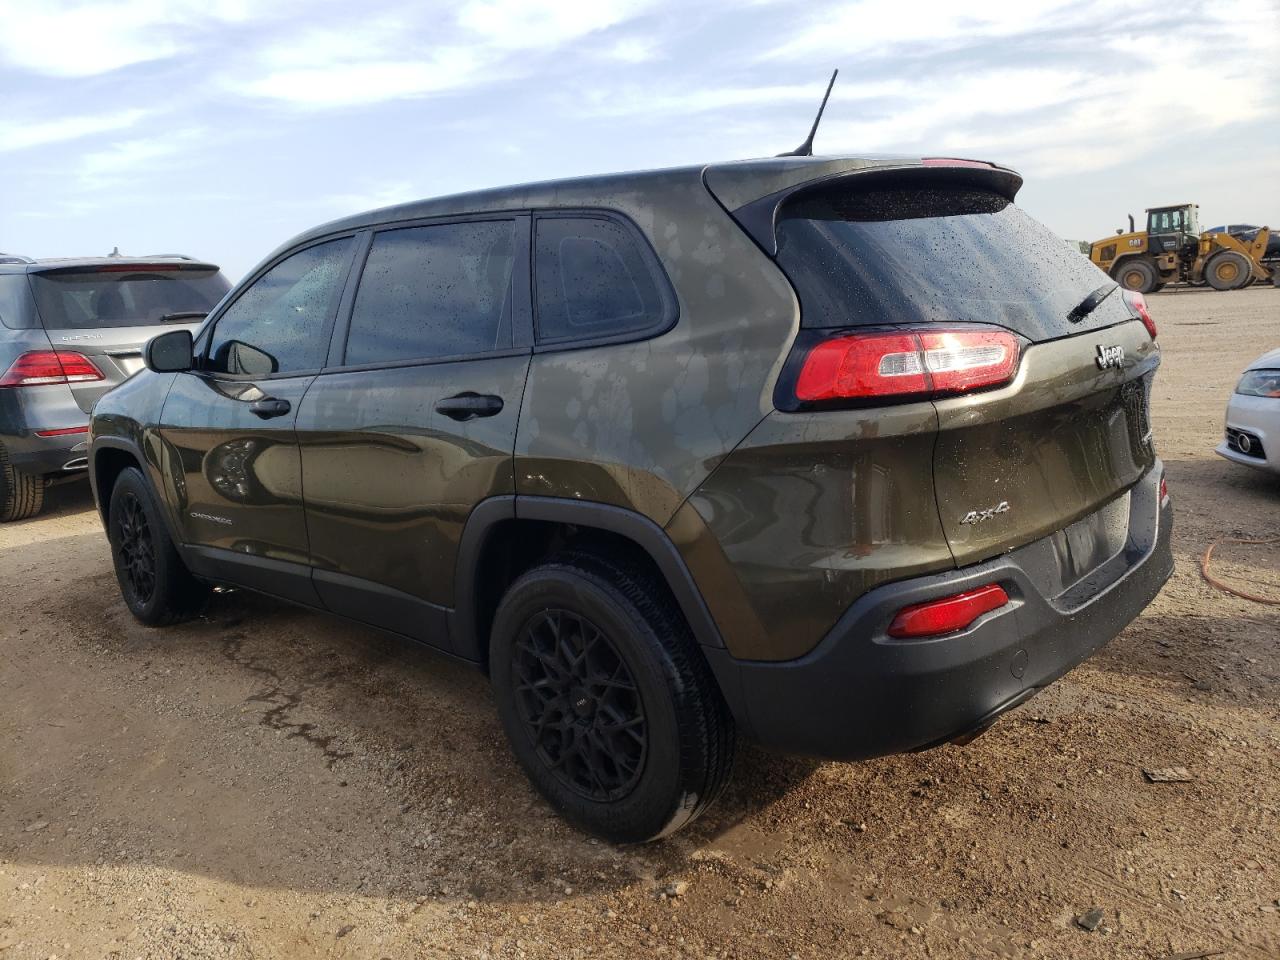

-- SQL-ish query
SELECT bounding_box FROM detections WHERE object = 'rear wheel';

[490,552,734,842]
[0,443,45,522]
[1204,251,1251,290]
[1113,258,1158,293]
[107,467,207,625]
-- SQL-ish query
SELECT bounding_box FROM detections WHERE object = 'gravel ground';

[2,286,1278,960]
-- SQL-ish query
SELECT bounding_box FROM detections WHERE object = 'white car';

[1217,348,1280,474]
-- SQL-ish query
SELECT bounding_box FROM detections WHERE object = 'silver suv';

[0,252,230,520]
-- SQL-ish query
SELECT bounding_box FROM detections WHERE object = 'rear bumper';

[1,428,91,475]
[705,465,1173,760]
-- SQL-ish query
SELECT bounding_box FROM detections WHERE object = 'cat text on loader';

[1090,203,1276,293]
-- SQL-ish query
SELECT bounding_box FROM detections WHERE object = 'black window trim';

[530,208,678,354]
[195,230,365,382]
[325,211,534,374]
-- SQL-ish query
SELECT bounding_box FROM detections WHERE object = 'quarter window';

[206,238,352,377]
[344,220,516,365]
[534,216,668,344]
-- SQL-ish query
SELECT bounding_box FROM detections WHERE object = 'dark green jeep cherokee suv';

[90,156,1173,841]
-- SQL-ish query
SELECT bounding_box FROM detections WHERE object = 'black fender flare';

[89,434,184,546]
[449,495,727,664]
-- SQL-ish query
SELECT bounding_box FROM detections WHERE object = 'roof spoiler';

[704,159,1023,256]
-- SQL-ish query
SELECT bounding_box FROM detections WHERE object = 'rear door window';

[205,238,353,377]
[29,267,229,329]
[775,183,1131,343]
[343,219,516,365]
[533,215,671,345]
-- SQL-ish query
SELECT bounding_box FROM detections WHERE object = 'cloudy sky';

[1,0,1277,280]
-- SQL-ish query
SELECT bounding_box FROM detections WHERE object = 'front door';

[156,236,357,605]
[295,217,530,651]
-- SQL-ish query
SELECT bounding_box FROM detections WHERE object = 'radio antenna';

[777,69,838,157]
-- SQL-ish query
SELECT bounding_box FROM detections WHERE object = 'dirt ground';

[2,286,1278,960]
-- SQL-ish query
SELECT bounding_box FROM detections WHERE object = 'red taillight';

[0,351,104,387]
[793,328,1021,404]
[1123,290,1157,340]
[1159,474,1169,506]
[888,583,1010,639]
[35,426,90,438]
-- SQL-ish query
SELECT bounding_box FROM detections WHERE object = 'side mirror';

[145,329,194,373]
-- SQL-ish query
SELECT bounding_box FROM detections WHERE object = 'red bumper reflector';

[1159,475,1169,506]
[35,426,90,438]
[888,583,1009,639]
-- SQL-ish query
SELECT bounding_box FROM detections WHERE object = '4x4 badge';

[1096,344,1125,369]
[960,501,1010,525]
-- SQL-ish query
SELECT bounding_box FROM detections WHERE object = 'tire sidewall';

[108,468,180,624]
[490,565,690,842]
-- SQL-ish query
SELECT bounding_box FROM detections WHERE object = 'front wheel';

[490,552,734,842]
[107,467,208,625]
[1204,251,1251,290]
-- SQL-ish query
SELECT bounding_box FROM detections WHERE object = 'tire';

[0,443,45,522]
[490,551,734,842]
[1112,258,1158,293]
[107,467,208,625]
[1151,282,1166,292]
[1204,251,1251,291]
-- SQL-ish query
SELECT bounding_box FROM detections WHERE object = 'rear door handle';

[435,392,504,421]
[249,397,292,419]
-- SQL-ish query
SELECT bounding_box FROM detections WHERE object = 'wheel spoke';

[511,606,647,802]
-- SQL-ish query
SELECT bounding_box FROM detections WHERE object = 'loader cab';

[1146,204,1200,255]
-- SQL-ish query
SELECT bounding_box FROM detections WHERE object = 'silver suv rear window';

[30,267,229,330]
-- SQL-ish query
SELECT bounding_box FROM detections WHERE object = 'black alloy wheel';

[512,608,647,802]
[115,491,157,606]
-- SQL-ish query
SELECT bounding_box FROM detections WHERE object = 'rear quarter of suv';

[0,254,230,520]
[89,156,1173,841]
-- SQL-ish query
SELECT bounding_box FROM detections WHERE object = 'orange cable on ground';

[1200,535,1280,605]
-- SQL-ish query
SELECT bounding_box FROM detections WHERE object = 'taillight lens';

[888,583,1009,639]
[1159,474,1169,506]
[790,327,1021,405]
[1123,290,1157,340]
[0,351,104,387]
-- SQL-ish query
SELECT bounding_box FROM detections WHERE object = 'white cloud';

[456,0,654,50]
[228,0,661,108]
[77,128,207,189]
[603,37,662,64]
[0,0,254,77]
[0,108,148,153]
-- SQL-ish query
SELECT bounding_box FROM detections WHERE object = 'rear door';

[296,215,531,651]
[27,262,230,412]
[770,173,1159,567]
[155,237,357,604]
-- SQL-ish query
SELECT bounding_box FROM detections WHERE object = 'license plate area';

[1047,491,1131,589]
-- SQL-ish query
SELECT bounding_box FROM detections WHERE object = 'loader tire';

[1204,251,1251,291]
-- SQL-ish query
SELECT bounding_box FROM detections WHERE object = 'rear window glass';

[345,219,516,365]
[534,216,670,344]
[30,268,229,330]
[0,275,36,330]
[775,185,1130,342]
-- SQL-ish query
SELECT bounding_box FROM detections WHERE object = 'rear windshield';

[30,267,230,330]
[775,185,1131,342]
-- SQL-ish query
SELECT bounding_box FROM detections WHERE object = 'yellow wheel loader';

[1089,203,1276,292]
